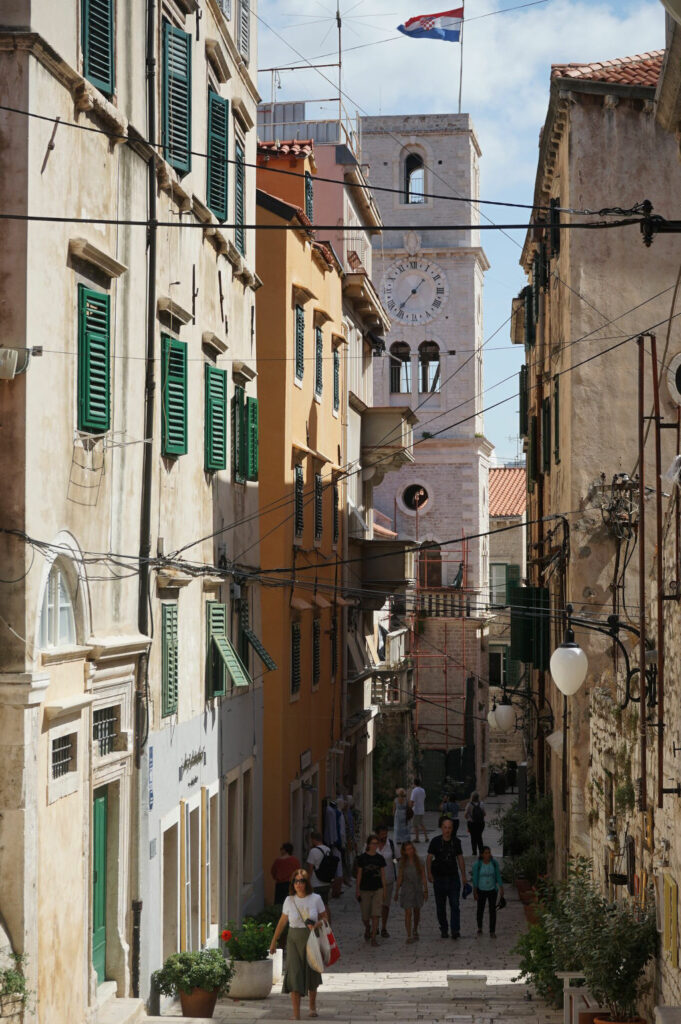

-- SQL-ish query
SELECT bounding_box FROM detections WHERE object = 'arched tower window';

[419,341,441,393]
[418,545,442,588]
[404,153,425,204]
[390,342,412,394]
[39,560,77,649]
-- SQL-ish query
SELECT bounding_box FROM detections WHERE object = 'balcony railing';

[413,588,476,619]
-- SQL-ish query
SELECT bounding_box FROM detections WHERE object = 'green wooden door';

[92,788,108,984]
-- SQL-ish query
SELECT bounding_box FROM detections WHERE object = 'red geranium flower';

[221,929,232,942]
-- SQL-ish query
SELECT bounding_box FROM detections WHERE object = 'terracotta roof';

[257,139,315,158]
[255,187,312,228]
[489,467,526,517]
[550,50,663,89]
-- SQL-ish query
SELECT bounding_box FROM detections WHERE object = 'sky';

[255,0,665,461]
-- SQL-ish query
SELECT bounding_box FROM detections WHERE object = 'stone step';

[96,997,147,1024]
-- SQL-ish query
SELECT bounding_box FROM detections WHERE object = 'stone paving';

[148,794,560,1024]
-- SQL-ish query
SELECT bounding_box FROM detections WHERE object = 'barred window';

[93,706,117,756]
[52,734,76,779]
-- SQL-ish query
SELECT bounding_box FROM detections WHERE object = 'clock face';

[382,257,449,325]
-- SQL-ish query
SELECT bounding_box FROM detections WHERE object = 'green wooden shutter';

[162,21,192,175]
[204,365,227,471]
[523,286,535,346]
[532,251,540,324]
[162,603,178,716]
[333,483,339,544]
[78,285,111,433]
[507,655,522,687]
[231,384,245,482]
[315,326,323,396]
[510,585,533,663]
[314,473,323,541]
[506,564,521,605]
[295,305,305,381]
[246,397,258,480]
[312,618,321,688]
[161,335,187,456]
[82,0,114,95]
[532,586,550,671]
[235,136,245,255]
[519,364,528,438]
[294,464,304,538]
[207,91,229,221]
[291,622,301,694]
[550,197,561,257]
[333,349,340,412]
[554,376,561,464]
[305,170,314,221]
[206,601,227,697]
[528,415,538,485]
[542,396,551,474]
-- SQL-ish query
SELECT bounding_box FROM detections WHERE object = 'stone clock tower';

[361,114,493,792]
[361,113,492,593]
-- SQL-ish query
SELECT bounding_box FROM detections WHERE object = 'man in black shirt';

[427,817,468,938]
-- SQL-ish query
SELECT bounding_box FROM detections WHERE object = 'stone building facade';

[0,1,264,1020]
[361,114,492,801]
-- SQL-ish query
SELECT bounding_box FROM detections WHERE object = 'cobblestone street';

[150,796,560,1024]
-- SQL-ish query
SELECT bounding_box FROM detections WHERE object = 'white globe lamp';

[487,707,499,731]
[550,627,588,697]
[494,700,516,734]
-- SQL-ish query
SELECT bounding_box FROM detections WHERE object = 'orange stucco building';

[255,142,347,881]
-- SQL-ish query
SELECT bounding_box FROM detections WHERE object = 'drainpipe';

[132,0,157,999]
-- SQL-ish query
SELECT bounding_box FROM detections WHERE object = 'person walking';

[394,841,428,943]
[356,834,387,947]
[376,824,398,938]
[439,793,460,834]
[393,788,411,844]
[269,869,327,1021]
[465,791,486,856]
[410,778,428,843]
[306,831,334,911]
[270,842,301,906]
[472,845,504,938]
[427,816,468,939]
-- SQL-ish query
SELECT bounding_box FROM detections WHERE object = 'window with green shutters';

[315,326,323,397]
[207,91,229,222]
[333,483,339,544]
[305,171,314,221]
[162,21,192,175]
[314,473,323,541]
[554,376,561,464]
[549,198,561,257]
[77,285,111,434]
[489,564,507,607]
[294,464,304,539]
[235,134,246,255]
[506,564,521,605]
[204,365,227,471]
[295,305,305,381]
[528,415,538,485]
[231,386,258,482]
[161,602,178,717]
[532,251,541,324]
[246,397,258,480]
[519,364,528,438]
[82,0,114,95]
[312,618,321,688]
[206,600,251,698]
[542,397,551,474]
[509,585,550,670]
[161,335,187,456]
[523,286,535,346]
[238,0,250,62]
[291,622,301,695]
[333,349,340,411]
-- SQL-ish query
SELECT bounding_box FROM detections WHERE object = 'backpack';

[315,846,340,883]
[471,803,485,826]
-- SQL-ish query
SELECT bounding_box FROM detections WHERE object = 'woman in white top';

[270,868,328,1020]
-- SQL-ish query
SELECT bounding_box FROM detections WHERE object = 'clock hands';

[399,276,427,310]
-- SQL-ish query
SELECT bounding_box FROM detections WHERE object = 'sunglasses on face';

[294,878,306,883]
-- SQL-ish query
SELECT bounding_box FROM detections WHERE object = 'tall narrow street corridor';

[151,796,561,1024]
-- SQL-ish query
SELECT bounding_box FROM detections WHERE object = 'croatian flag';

[397,6,463,41]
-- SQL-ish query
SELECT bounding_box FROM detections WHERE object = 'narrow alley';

[150,796,560,1024]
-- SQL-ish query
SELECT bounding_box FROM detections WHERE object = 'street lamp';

[487,707,500,731]
[493,698,516,733]
[550,618,589,696]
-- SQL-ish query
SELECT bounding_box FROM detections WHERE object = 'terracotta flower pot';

[179,987,219,1018]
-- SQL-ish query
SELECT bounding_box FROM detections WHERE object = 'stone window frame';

[48,717,81,804]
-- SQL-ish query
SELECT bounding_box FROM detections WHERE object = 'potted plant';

[222,918,275,1000]
[152,948,234,1019]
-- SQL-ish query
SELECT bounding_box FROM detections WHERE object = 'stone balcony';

[361,405,418,486]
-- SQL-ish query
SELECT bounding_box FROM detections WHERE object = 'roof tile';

[550,50,663,89]
[257,139,315,159]
[489,467,526,517]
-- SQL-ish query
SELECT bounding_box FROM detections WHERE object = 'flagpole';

[458,4,464,114]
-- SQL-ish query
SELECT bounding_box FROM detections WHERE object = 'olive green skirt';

[282,927,323,995]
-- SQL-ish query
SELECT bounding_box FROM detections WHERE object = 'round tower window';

[403,484,429,511]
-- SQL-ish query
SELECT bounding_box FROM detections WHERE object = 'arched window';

[404,153,425,204]
[39,560,77,649]
[418,545,442,588]
[389,342,412,394]
[419,341,440,393]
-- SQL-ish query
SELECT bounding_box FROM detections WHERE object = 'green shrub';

[222,918,274,962]
[152,949,234,997]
